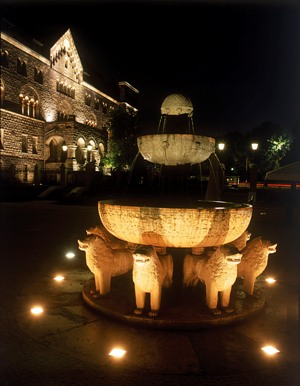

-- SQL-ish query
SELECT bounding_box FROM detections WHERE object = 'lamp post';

[247,143,259,203]
[245,143,258,184]
[61,144,68,186]
[217,142,226,175]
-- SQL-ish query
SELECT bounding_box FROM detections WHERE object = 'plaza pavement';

[0,189,299,386]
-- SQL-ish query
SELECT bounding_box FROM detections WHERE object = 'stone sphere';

[161,94,193,116]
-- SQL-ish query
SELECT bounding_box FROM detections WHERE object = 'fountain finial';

[160,93,193,117]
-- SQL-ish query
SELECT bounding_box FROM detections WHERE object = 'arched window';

[102,102,108,114]
[19,94,39,118]
[94,98,100,110]
[56,80,75,98]
[85,93,91,106]
[76,137,85,164]
[1,50,9,67]
[0,79,4,106]
[49,139,58,161]
[34,68,43,84]
[17,58,27,76]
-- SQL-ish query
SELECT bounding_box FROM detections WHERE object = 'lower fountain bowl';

[98,199,252,248]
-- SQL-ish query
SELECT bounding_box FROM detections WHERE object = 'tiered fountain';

[81,94,267,329]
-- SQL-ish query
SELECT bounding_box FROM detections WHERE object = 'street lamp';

[217,142,226,174]
[218,143,225,151]
[245,143,258,184]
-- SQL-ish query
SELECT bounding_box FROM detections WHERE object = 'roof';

[264,161,300,182]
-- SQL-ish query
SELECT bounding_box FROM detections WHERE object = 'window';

[32,136,38,154]
[22,134,28,153]
[0,82,4,106]
[1,50,9,68]
[34,68,43,84]
[94,98,101,110]
[102,102,108,114]
[86,119,97,128]
[19,94,40,118]
[56,80,75,98]
[17,58,27,76]
[85,93,91,106]
[0,129,4,149]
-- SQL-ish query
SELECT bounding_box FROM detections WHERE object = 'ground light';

[31,306,44,315]
[54,275,65,282]
[261,345,280,355]
[65,251,75,259]
[265,277,276,284]
[108,348,127,359]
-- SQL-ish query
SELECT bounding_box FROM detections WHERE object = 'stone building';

[0,28,139,186]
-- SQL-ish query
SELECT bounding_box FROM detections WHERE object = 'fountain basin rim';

[98,199,252,211]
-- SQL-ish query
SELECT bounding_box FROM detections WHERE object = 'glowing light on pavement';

[265,277,276,284]
[261,345,280,355]
[31,306,44,315]
[54,275,65,282]
[66,252,75,259]
[109,348,126,358]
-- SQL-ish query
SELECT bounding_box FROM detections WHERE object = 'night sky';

[1,0,300,137]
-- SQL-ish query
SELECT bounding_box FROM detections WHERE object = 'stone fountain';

[80,93,276,329]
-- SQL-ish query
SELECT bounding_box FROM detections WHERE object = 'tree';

[261,133,293,173]
[102,108,139,171]
[246,121,293,177]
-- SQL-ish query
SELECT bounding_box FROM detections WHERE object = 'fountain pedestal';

[80,93,271,328]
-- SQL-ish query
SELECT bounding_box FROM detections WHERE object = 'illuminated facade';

[0,29,138,185]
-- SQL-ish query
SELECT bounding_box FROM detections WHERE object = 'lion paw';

[133,308,143,315]
[210,308,222,316]
[253,289,263,299]
[148,310,159,317]
[222,307,234,314]
[93,293,109,299]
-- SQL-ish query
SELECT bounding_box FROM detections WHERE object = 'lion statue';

[132,245,173,317]
[86,224,133,250]
[237,236,277,297]
[78,227,133,297]
[228,230,251,251]
[183,245,242,315]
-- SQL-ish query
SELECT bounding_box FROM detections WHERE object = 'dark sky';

[1,0,300,137]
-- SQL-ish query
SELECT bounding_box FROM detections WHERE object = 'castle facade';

[0,29,138,185]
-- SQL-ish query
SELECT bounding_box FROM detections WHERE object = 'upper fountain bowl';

[137,134,215,165]
[98,199,253,248]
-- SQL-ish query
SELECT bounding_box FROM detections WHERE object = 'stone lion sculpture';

[86,224,132,250]
[237,236,277,297]
[132,245,173,317]
[183,245,242,315]
[228,230,251,251]
[78,227,133,297]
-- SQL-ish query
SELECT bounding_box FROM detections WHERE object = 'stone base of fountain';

[82,271,265,330]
